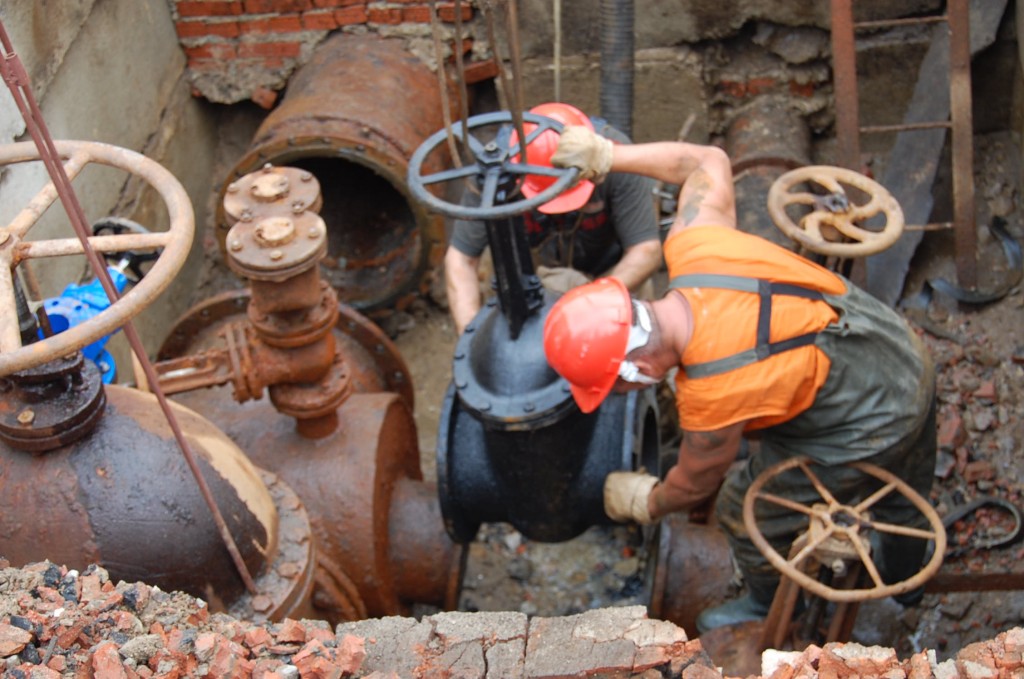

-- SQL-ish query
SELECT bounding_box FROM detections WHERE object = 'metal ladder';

[829,0,977,290]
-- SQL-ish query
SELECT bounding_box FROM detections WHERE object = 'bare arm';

[648,420,746,520]
[611,142,736,236]
[444,246,482,335]
[607,239,662,292]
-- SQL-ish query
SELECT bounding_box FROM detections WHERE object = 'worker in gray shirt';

[444,102,662,335]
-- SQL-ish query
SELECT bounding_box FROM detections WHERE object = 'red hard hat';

[511,102,596,214]
[543,277,631,413]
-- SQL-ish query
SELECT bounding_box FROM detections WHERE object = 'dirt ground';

[381,130,1024,663]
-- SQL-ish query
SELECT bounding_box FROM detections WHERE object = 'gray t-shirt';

[448,122,658,276]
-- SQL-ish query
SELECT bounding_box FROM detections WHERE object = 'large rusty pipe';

[725,97,812,249]
[217,34,454,314]
[0,379,317,623]
[163,386,466,620]
[648,514,735,636]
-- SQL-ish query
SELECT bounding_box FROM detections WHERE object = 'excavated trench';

[2,17,1023,679]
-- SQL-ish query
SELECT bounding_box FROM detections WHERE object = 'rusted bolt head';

[300,172,313,182]
[269,250,284,261]
[227,182,240,194]
[17,409,34,425]
[307,225,322,239]
[229,239,243,252]
[291,201,305,214]
[261,163,274,172]
[254,217,296,247]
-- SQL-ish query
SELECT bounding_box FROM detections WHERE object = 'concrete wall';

[0,0,218,377]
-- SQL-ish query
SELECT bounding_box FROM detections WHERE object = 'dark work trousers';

[712,282,938,604]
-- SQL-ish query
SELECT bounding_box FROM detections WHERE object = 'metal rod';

[859,121,953,135]
[948,0,977,290]
[854,16,948,31]
[830,0,861,171]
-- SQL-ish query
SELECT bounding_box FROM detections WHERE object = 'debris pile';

[2,559,1024,678]
[0,560,364,678]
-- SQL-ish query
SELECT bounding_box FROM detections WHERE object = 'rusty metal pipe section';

[164,384,464,621]
[647,514,735,637]
[725,97,812,249]
[155,161,465,621]
[217,33,454,314]
[0,357,317,623]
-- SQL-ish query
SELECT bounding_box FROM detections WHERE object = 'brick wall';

[168,0,480,105]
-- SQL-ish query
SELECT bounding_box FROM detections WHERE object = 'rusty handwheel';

[767,166,904,258]
[743,457,946,603]
[0,140,193,376]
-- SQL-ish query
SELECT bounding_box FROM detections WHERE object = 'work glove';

[603,471,659,525]
[551,125,615,182]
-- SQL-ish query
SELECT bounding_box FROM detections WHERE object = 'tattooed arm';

[648,421,746,520]
[609,141,736,236]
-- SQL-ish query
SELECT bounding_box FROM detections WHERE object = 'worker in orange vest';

[542,125,938,633]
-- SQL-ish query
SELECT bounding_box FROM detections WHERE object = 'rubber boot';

[695,575,779,634]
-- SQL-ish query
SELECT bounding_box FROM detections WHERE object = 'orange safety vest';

[663,226,847,433]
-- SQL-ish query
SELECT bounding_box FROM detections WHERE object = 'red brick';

[937,409,966,451]
[252,87,279,109]
[92,640,129,679]
[313,0,364,7]
[176,1,243,17]
[238,41,303,58]
[789,81,816,97]
[276,618,307,644]
[243,0,312,12]
[301,9,338,29]
[745,76,777,96]
[438,3,473,21]
[401,6,430,22]
[175,19,241,38]
[400,3,472,23]
[240,15,303,33]
[0,623,32,656]
[367,7,401,24]
[335,5,367,24]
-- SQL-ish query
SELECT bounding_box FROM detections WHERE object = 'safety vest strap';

[669,273,826,378]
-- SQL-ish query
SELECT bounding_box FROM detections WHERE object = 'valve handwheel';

[0,140,193,376]
[767,166,904,258]
[407,111,581,221]
[742,456,946,603]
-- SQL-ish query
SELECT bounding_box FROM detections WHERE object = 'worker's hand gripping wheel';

[0,140,193,376]
[407,111,580,220]
[767,166,904,258]
[743,456,946,603]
